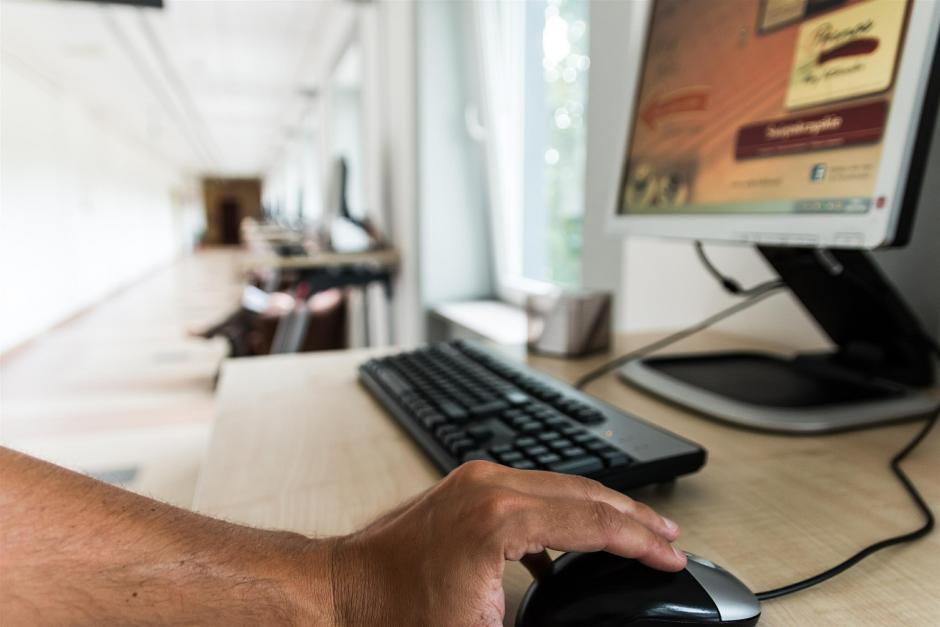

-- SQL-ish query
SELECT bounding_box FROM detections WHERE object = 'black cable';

[756,410,938,601]
[694,241,784,296]
[573,285,784,390]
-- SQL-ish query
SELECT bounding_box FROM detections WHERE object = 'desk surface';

[194,333,940,626]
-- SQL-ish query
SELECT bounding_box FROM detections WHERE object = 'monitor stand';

[619,246,939,434]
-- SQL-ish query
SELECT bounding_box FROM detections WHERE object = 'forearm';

[0,447,334,625]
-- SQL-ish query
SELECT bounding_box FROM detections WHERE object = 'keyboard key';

[538,432,561,442]
[549,438,574,450]
[524,445,550,457]
[599,450,631,467]
[546,456,604,475]
[509,416,531,429]
[469,400,509,417]
[490,444,512,455]
[560,425,582,436]
[572,433,594,444]
[585,440,610,452]
[536,453,562,466]
[515,437,537,447]
[439,401,468,422]
[420,414,445,430]
[519,422,542,434]
[442,432,468,447]
[376,370,412,395]
[435,424,458,439]
[574,408,605,425]
[462,450,495,463]
[449,438,476,455]
[467,425,494,442]
[499,451,525,463]
[560,446,587,458]
[509,459,537,470]
[504,391,530,405]
[405,399,428,413]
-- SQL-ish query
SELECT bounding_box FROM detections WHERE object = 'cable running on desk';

[755,410,938,601]
[573,285,784,391]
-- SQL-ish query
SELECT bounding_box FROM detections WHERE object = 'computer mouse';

[515,550,760,626]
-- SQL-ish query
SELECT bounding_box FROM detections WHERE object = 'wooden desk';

[194,333,940,626]
[238,217,400,272]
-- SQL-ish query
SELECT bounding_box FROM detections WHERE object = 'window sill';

[429,300,528,345]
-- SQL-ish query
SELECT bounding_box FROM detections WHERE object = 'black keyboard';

[359,340,706,491]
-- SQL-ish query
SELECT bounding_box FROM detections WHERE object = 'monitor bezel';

[607,0,940,250]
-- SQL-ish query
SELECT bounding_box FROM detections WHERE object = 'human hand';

[326,461,685,626]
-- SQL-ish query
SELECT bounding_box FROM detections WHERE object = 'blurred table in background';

[237,219,399,352]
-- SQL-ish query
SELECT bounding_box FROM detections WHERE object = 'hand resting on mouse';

[1,450,684,625]
[331,460,686,625]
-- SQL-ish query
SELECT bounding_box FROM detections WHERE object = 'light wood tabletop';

[194,332,940,626]
[238,217,399,272]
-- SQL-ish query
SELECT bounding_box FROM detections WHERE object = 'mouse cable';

[755,409,938,601]
[573,284,784,390]
[693,241,785,296]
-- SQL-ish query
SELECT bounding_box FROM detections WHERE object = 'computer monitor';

[607,0,940,433]
[610,0,940,250]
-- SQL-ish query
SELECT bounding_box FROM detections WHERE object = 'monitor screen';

[613,0,939,247]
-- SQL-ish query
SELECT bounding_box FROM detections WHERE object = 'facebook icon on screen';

[810,164,827,182]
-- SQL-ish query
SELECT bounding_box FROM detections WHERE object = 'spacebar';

[546,456,604,475]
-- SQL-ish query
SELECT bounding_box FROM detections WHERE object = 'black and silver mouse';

[516,551,760,626]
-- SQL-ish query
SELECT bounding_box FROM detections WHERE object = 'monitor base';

[619,351,939,434]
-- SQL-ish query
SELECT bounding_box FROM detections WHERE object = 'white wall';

[580,0,629,321]
[0,57,196,352]
[377,0,421,345]
[621,240,829,350]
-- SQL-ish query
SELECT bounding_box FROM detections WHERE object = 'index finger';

[503,494,687,572]
[494,467,680,541]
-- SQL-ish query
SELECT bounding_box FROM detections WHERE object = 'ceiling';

[0,0,349,177]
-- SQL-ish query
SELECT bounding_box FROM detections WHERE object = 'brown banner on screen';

[735,101,887,159]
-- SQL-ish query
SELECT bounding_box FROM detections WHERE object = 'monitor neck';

[758,246,935,387]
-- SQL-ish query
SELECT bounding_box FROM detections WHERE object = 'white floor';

[10,423,212,508]
[1,249,244,508]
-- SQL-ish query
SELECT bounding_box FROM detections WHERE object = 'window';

[471,0,589,299]
[523,0,589,287]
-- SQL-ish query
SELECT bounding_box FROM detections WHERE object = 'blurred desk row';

[198,219,399,356]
